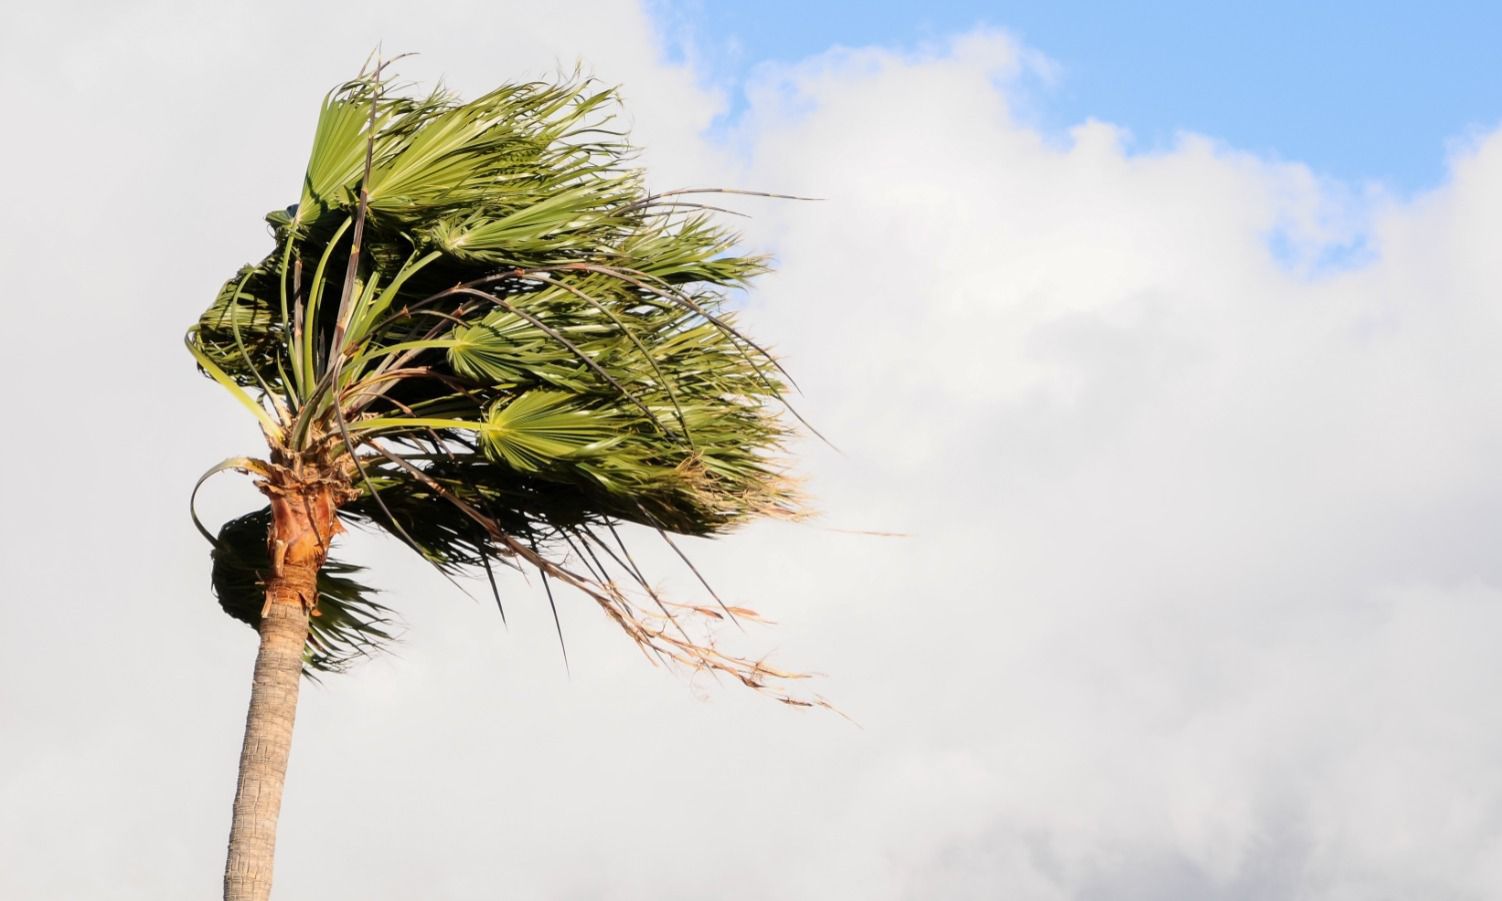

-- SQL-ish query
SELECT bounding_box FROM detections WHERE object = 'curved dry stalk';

[369,442,829,709]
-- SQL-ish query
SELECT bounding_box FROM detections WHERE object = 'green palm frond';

[190,61,818,707]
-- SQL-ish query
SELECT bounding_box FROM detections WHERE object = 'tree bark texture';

[224,479,340,901]
[223,572,313,901]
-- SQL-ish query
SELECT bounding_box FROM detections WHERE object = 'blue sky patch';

[651,0,1502,195]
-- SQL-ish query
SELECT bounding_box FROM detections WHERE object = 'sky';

[655,0,1502,193]
[3,2,1502,899]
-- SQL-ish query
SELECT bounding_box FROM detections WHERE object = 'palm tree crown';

[190,62,815,697]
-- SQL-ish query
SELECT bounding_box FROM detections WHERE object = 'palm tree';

[189,58,818,901]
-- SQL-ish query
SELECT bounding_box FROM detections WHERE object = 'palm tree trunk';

[223,564,314,901]
[222,472,341,901]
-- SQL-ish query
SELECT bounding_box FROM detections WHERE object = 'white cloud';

[3,8,1502,900]
[717,30,1502,898]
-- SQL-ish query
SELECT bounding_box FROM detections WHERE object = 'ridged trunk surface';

[223,586,311,901]
[223,480,340,901]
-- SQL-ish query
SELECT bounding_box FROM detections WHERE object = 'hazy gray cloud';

[3,6,1502,900]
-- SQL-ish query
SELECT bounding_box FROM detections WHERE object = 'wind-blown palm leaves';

[190,63,817,704]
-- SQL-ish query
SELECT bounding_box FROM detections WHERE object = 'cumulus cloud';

[3,6,1502,900]
[719,31,1502,898]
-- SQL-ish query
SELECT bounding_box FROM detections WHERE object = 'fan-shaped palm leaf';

[192,64,810,681]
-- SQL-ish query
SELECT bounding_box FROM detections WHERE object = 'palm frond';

[190,61,821,707]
